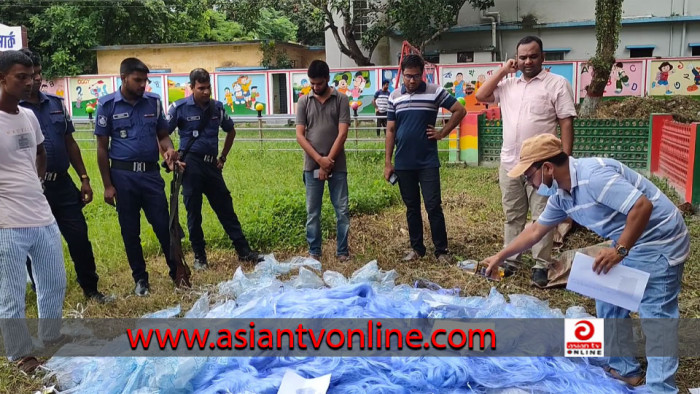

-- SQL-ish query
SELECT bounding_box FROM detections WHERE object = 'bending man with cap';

[481,133,688,393]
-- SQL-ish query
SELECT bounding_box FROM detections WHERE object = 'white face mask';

[537,167,559,197]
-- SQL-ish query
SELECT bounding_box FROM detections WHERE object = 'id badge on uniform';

[193,130,199,138]
[120,129,128,138]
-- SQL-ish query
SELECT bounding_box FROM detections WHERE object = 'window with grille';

[352,0,369,40]
[629,47,653,58]
[457,51,474,63]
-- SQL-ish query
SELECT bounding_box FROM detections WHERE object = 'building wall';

[328,0,700,66]
[96,43,325,74]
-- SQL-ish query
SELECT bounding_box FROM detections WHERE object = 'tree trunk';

[583,0,623,116]
[579,96,602,118]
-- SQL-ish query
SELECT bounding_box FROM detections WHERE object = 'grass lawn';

[2,127,698,392]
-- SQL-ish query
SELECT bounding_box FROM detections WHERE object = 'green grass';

[34,128,405,307]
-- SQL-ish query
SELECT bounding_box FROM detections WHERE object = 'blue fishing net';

[44,256,642,393]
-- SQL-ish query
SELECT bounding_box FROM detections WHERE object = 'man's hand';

[426,124,446,140]
[80,179,93,204]
[163,148,179,170]
[593,248,623,274]
[384,163,394,182]
[104,185,117,206]
[318,168,330,181]
[501,59,518,74]
[481,255,504,280]
[318,156,334,172]
[216,158,225,170]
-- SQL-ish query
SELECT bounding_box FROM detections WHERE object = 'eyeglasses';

[403,73,422,81]
[523,164,543,183]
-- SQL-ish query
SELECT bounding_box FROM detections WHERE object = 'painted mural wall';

[648,59,700,96]
[57,57,700,118]
[115,75,166,108]
[578,60,645,100]
[215,73,268,116]
[166,75,192,106]
[291,69,378,114]
[41,78,67,98]
[439,64,499,112]
[68,76,115,118]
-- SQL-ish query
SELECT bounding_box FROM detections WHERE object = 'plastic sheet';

[44,258,642,394]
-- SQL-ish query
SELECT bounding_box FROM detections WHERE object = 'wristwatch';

[219,156,227,163]
[80,174,90,182]
[615,243,629,258]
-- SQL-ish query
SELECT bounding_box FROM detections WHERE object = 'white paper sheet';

[277,370,331,394]
[566,252,649,312]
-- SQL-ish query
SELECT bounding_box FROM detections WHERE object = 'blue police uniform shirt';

[94,90,168,162]
[167,96,234,156]
[19,93,74,173]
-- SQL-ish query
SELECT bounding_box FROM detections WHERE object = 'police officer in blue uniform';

[19,49,111,303]
[94,57,181,296]
[167,68,261,269]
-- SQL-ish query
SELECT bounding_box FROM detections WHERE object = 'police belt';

[43,171,69,182]
[187,151,218,164]
[111,159,159,172]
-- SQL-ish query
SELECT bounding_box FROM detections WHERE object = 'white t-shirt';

[0,107,54,228]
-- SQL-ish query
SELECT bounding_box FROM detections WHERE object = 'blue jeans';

[596,255,684,393]
[303,171,349,256]
[0,224,66,360]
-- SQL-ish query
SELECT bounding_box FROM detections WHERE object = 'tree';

[30,4,100,78]
[389,0,494,52]
[255,8,298,42]
[309,0,494,67]
[205,10,254,42]
[580,0,624,117]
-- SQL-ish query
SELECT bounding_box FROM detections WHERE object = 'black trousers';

[395,167,448,257]
[181,154,252,258]
[376,112,387,136]
[111,169,176,283]
[27,174,99,294]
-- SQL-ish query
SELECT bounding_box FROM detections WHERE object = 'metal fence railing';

[73,114,455,153]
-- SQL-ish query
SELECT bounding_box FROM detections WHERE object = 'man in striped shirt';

[482,133,688,392]
[373,80,390,136]
[384,55,466,263]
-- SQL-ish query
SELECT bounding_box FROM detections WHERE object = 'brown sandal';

[15,356,42,374]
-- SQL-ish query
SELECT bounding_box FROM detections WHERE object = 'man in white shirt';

[0,50,66,373]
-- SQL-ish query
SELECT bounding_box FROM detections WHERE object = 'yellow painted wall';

[96,43,325,74]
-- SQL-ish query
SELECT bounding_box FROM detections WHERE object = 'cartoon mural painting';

[291,69,377,114]
[441,65,499,112]
[215,73,268,116]
[648,59,700,96]
[578,60,643,100]
[167,76,192,106]
[652,61,674,94]
[41,78,66,98]
[224,87,234,112]
[75,86,83,109]
[381,68,401,92]
[688,64,700,92]
[68,77,115,118]
[116,75,165,109]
